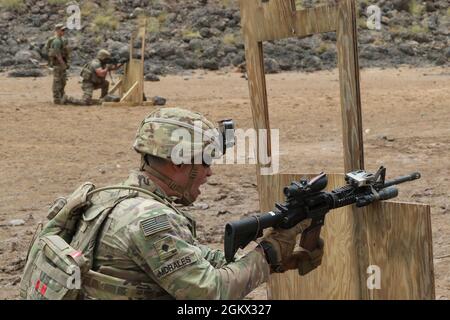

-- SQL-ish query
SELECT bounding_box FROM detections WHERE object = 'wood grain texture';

[261,174,434,300]
[111,19,146,106]
[360,202,435,299]
[336,0,364,171]
[239,0,337,42]
[108,79,122,95]
[241,38,272,178]
[120,81,139,102]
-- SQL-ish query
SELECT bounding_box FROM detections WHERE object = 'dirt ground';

[0,66,449,300]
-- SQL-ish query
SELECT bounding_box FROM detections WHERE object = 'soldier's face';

[190,164,212,199]
[175,164,212,201]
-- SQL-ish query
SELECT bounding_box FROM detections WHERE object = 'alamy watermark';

[66,2,81,30]
[367,265,381,290]
[366,5,382,31]
[169,121,279,176]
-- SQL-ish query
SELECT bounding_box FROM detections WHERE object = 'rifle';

[105,56,130,84]
[106,56,130,66]
[224,166,421,266]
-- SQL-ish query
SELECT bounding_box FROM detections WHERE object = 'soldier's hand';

[258,219,312,273]
[294,238,325,276]
[283,238,325,275]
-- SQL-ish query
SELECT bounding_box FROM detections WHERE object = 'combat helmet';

[134,107,234,205]
[97,49,111,61]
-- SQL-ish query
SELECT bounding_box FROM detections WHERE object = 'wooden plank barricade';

[238,0,434,299]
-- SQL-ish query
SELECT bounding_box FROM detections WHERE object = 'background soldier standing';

[47,23,70,104]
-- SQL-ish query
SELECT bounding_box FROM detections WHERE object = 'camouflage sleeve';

[91,59,102,70]
[128,209,270,300]
[196,243,227,268]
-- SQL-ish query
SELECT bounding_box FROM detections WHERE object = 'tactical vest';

[46,36,69,66]
[80,59,105,84]
[20,182,190,300]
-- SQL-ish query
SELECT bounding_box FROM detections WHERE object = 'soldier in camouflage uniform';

[48,23,70,104]
[64,50,122,106]
[21,107,324,300]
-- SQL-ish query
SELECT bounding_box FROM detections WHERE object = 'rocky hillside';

[0,0,448,77]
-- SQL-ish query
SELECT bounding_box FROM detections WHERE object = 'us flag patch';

[140,214,171,237]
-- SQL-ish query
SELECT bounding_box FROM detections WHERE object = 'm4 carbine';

[224,166,421,266]
[106,56,130,66]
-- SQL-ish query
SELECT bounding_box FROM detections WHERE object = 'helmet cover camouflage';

[97,49,111,61]
[133,107,221,164]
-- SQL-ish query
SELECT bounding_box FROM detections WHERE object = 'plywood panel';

[361,202,435,299]
[239,0,337,42]
[336,0,364,171]
[121,59,143,103]
[261,174,434,299]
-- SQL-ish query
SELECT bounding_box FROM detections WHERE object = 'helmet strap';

[141,157,198,206]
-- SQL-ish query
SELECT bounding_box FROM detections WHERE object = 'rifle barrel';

[383,172,421,188]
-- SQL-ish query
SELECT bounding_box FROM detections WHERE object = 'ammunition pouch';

[22,235,88,300]
[20,183,166,300]
[80,64,92,82]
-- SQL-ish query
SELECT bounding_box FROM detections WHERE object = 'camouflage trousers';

[63,80,110,106]
[82,80,109,104]
[52,65,67,103]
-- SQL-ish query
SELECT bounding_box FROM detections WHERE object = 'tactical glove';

[296,237,324,275]
[258,219,312,273]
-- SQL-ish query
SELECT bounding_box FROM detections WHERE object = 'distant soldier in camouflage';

[64,49,122,106]
[47,23,70,104]
[20,108,324,300]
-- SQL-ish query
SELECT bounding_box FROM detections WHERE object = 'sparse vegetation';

[147,17,160,33]
[81,1,98,18]
[0,0,25,11]
[294,0,304,10]
[223,33,237,45]
[409,0,424,17]
[410,24,428,34]
[182,28,201,39]
[389,25,408,36]
[157,11,168,25]
[220,0,237,8]
[48,0,70,5]
[93,10,119,32]
[358,17,368,29]
[316,43,329,55]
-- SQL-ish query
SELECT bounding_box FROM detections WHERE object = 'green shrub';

[410,24,428,34]
[223,33,237,45]
[147,17,160,33]
[409,0,424,17]
[0,0,25,11]
[93,12,119,31]
[182,28,201,39]
[48,0,69,5]
[81,1,98,17]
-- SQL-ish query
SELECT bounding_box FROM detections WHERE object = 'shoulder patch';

[140,213,170,237]
[154,236,178,261]
[155,253,198,278]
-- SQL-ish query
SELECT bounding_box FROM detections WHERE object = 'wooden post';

[103,18,149,107]
[238,0,434,300]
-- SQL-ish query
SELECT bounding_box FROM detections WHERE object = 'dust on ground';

[0,66,449,299]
